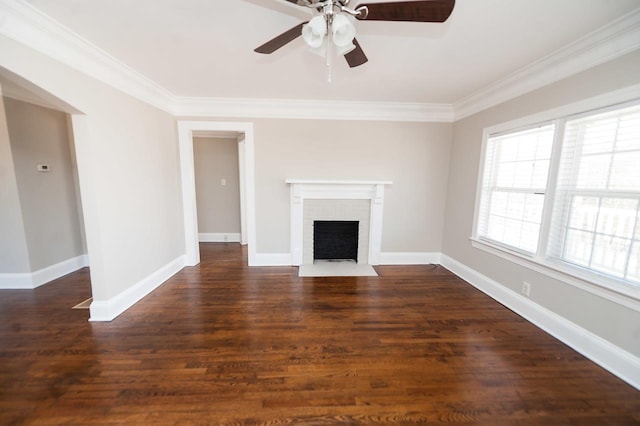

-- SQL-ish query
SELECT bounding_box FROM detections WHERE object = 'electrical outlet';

[522,281,531,297]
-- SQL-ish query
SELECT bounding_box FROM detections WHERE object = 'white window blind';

[477,124,555,253]
[548,104,640,284]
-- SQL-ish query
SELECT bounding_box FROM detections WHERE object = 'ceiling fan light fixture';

[302,15,327,48]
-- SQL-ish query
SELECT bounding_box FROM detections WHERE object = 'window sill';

[469,237,640,312]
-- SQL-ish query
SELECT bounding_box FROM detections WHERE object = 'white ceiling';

[16,0,640,104]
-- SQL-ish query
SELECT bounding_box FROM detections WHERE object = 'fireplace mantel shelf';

[286,179,392,185]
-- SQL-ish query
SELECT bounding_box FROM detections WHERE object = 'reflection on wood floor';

[0,243,638,424]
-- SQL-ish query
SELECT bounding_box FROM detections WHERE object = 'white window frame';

[476,121,557,256]
[471,85,640,309]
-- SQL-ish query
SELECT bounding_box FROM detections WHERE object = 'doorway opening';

[177,121,256,266]
[193,134,242,246]
[0,68,91,304]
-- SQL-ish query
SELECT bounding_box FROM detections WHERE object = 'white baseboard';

[440,254,640,391]
[89,255,185,322]
[0,254,89,289]
[248,252,441,267]
[0,273,33,289]
[379,252,441,265]
[249,253,292,266]
[198,233,241,243]
[32,254,89,288]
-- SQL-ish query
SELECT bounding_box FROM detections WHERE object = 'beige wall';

[0,92,31,273]
[4,97,85,271]
[442,50,640,357]
[251,118,452,253]
[0,35,184,301]
[193,137,241,234]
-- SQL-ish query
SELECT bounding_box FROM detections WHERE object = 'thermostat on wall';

[36,164,51,172]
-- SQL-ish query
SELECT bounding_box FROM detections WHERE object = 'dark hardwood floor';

[0,243,638,425]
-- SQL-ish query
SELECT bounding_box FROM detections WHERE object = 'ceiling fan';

[254,0,456,70]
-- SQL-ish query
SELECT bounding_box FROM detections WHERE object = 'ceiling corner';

[451,7,640,121]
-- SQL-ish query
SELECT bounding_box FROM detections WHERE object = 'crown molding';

[2,0,639,123]
[453,8,640,121]
[0,0,451,122]
[172,97,454,122]
[0,0,175,112]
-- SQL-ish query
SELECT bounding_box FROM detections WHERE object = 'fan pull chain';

[326,15,333,83]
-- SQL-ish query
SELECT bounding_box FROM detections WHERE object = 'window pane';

[506,193,525,220]
[504,219,523,248]
[616,115,640,151]
[490,191,508,217]
[609,151,640,191]
[523,193,544,224]
[521,222,540,253]
[591,235,630,278]
[500,139,518,161]
[568,196,599,232]
[576,154,611,189]
[517,135,538,160]
[496,162,516,187]
[596,198,637,238]
[564,229,594,266]
[513,161,534,187]
[581,119,617,154]
[532,160,550,188]
[487,215,506,241]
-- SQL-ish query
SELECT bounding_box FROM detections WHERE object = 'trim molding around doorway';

[177,121,256,266]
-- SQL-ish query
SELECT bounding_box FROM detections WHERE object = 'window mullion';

[623,203,640,281]
[588,197,605,269]
[603,116,622,190]
[536,119,565,260]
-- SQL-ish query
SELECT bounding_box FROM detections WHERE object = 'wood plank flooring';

[1,243,638,425]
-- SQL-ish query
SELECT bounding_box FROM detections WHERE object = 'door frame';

[177,121,256,266]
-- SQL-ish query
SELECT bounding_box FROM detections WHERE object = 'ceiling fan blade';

[344,39,368,68]
[254,22,307,54]
[356,0,455,22]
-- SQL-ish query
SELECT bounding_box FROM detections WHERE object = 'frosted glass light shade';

[302,16,327,49]
[332,14,356,48]
[302,14,356,54]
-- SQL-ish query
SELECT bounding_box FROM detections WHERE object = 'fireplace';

[313,220,359,262]
[286,179,392,266]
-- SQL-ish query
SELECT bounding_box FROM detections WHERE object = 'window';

[477,124,555,253]
[475,101,640,291]
[548,104,640,284]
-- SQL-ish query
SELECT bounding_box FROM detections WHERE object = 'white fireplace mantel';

[286,179,392,266]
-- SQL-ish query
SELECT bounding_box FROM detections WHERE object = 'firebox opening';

[313,220,359,262]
